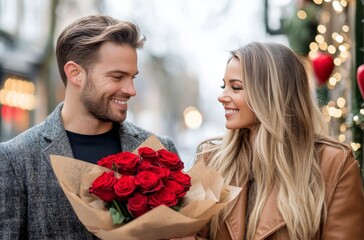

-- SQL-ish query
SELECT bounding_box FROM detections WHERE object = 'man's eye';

[220,84,226,89]
[112,76,124,81]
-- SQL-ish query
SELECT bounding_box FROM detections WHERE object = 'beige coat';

[197,144,364,240]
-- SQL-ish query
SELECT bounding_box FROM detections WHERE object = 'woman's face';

[218,57,258,132]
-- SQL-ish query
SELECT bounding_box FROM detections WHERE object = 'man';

[0,15,178,239]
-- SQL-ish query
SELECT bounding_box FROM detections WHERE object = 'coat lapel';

[254,184,285,239]
[225,184,248,240]
[41,103,74,162]
[119,121,151,152]
[225,183,285,240]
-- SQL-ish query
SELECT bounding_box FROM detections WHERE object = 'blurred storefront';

[0,0,52,141]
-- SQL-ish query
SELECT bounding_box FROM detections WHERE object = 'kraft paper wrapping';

[50,135,241,240]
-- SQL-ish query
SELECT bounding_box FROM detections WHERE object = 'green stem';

[120,202,132,218]
[112,200,122,214]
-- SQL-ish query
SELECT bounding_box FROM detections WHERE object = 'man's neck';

[61,101,113,135]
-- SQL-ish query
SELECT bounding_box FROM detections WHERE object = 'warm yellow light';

[0,89,7,104]
[338,134,346,142]
[340,51,348,59]
[309,42,319,51]
[353,115,359,122]
[315,35,324,43]
[313,0,323,4]
[338,44,347,52]
[351,142,361,151]
[360,109,364,115]
[328,107,337,117]
[333,0,343,13]
[340,123,347,132]
[329,77,337,86]
[317,25,326,33]
[340,0,347,7]
[328,45,336,54]
[319,42,328,51]
[342,25,349,32]
[309,51,318,59]
[297,10,307,19]
[337,97,345,108]
[0,78,37,110]
[333,72,342,80]
[183,106,202,129]
[335,35,344,43]
[334,58,342,66]
[322,105,329,114]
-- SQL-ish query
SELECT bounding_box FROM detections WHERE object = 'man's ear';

[64,61,84,86]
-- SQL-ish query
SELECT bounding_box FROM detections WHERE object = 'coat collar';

[119,121,147,152]
[41,103,149,156]
[225,183,285,240]
[42,103,73,158]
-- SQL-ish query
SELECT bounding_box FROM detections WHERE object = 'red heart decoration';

[357,64,364,100]
[312,53,335,86]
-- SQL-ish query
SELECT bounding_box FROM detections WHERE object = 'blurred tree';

[39,0,58,113]
[281,0,319,56]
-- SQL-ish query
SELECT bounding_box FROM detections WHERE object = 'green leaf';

[109,207,125,225]
[170,199,184,212]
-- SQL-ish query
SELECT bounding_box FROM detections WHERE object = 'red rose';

[138,147,160,165]
[164,180,187,198]
[114,152,140,175]
[127,192,150,218]
[148,187,178,208]
[170,171,191,191]
[89,171,117,202]
[97,154,118,169]
[137,160,153,171]
[157,149,184,171]
[114,175,136,200]
[150,166,170,181]
[135,170,163,194]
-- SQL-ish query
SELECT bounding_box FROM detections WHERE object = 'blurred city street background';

[0,0,363,173]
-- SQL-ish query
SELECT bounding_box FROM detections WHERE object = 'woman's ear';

[64,61,83,87]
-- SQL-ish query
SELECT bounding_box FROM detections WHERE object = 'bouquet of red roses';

[88,147,191,224]
[50,135,242,240]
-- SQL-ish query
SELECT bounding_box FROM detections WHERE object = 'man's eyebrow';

[106,70,139,76]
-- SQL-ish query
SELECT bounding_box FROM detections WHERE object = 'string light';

[306,0,357,151]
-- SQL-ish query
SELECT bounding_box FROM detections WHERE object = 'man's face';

[80,42,139,123]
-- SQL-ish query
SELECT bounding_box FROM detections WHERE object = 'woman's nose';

[218,92,230,103]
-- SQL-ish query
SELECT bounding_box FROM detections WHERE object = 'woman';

[174,42,364,240]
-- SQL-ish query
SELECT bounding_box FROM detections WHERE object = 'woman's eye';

[232,85,242,90]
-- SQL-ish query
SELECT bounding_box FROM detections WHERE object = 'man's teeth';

[226,109,238,114]
[112,99,127,104]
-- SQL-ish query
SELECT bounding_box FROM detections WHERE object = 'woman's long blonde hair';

[198,42,334,240]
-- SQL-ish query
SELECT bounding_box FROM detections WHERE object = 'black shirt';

[66,124,121,164]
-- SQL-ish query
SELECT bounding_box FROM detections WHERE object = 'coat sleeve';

[158,135,179,155]
[322,152,364,240]
[0,146,27,239]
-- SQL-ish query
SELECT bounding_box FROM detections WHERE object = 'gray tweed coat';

[0,103,178,240]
